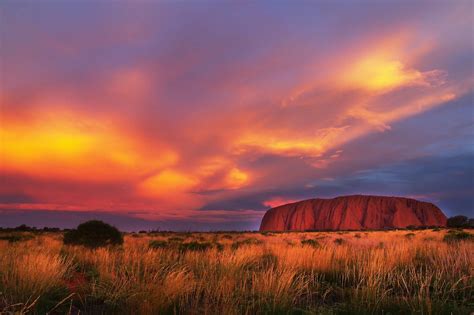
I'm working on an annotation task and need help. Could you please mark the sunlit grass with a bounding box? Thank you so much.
[0,229,472,314]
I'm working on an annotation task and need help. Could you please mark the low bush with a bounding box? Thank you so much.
[334,238,345,245]
[405,233,416,239]
[301,239,320,248]
[179,241,214,252]
[149,240,168,249]
[0,234,34,243]
[231,238,263,250]
[214,242,224,251]
[168,237,185,243]
[443,231,474,243]
[63,220,123,248]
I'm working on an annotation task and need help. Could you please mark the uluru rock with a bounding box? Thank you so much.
[259,195,447,231]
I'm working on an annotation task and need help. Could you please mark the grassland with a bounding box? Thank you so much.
[0,229,473,314]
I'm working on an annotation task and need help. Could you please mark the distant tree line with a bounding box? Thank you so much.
[1,214,473,236]
[0,224,63,232]
[447,215,474,228]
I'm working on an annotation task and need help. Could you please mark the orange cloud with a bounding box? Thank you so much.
[1,14,470,222]
[224,167,249,189]
[342,54,445,92]
[0,110,178,181]
[234,126,349,158]
[138,169,197,198]
[250,34,464,170]
[193,157,251,191]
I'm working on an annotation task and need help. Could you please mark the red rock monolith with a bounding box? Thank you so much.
[259,195,447,231]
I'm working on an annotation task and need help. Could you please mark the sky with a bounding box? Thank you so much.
[0,1,473,231]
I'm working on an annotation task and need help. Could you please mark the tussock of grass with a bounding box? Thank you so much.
[149,240,168,249]
[301,239,320,248]
[179,241,214,252]
[231,238,263,250]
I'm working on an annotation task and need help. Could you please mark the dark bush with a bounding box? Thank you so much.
[301,239,320,248]
[214,242,224,251]
[14,224,36,232]
[0,234,34,243]
[42,227,60,232]
[179,241,214,252]
[469,218,474,228]
[63,220,123,248]
[334,238,345,245]
[443,231,474,243]
[168,237,185,243]
[405,233,416,239]
[231,238,263,250]
[149,240,168,249]
[447,215,471,228]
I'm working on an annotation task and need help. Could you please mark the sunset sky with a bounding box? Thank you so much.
[1,1,473,230]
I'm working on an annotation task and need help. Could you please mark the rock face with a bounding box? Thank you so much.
[259,195,447,231]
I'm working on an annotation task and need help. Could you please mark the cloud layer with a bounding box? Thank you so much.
[1,1,473,229]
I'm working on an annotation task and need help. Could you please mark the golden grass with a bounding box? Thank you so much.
[0,229,472,314]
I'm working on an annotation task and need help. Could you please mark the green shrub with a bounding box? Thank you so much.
[301,239,320,248]
[447,215,470,228]
[63,220,123,248]
[405,233,416,239]
[168,237,185,243]
[334,238,344,245]
[179,241,213,252]
[443,231,474,243]
[231,238,263,250]
[0,233,34,243]
[214,242,224,251]
[149,240,168,249]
